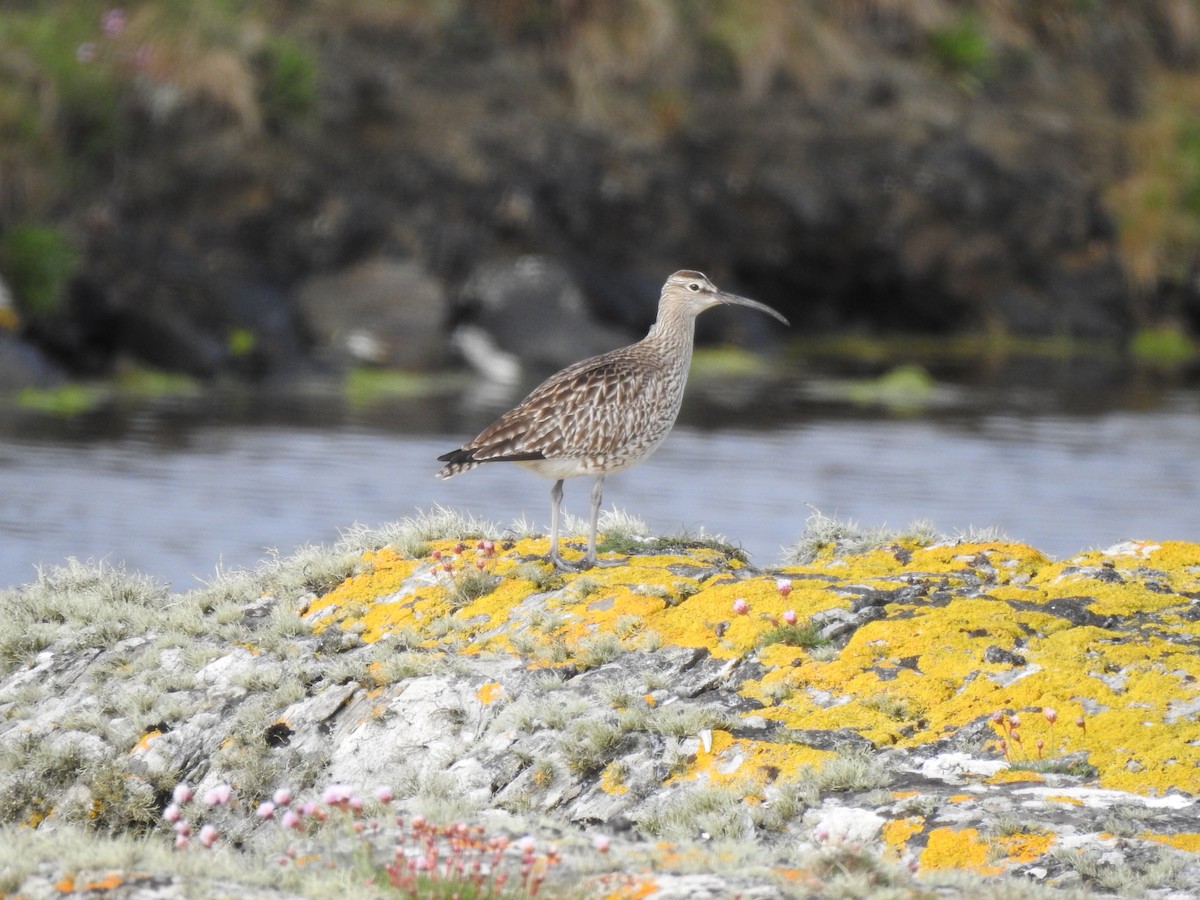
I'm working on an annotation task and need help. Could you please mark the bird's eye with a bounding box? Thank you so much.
[687,283,700,292]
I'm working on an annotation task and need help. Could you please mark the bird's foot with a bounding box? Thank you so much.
[548,552,584,572]
[547,553,628,572]
[586,556,628,569]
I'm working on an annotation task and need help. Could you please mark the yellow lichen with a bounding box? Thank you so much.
[1142,832,1200,853]
[919,827,998,873]
[599,762,630,796]
[305,536,1200,799]
[882,816,924,858]
[682,730,832,786]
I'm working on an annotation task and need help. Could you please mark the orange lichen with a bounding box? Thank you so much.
[133,729,162,752]
[1044,795,1085,806]
[476,682,504,705]
[985,768,1045,785]
[996,832,1056,864]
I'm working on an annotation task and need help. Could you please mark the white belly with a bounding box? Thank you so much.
[516,450,656,480]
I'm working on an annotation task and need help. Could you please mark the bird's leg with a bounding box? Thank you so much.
[547,479,579,572]
[584,474,626,569]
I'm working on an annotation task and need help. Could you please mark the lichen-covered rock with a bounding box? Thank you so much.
[1,524,1199,897]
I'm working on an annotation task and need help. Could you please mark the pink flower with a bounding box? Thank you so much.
[257,801,276,820]
[199,824,218,848]
[776,578,793,598]
[322,784,353,807]
[204,783,231,806]
[517,835,536,853]
[782,609,798,625]
[163,803,182,823]
[1009,714,1021,729]
[280,809,302,831]
[1043,707,1057,724]
[172,783,193,805]
[173,820,191,837]
[593,835,610,853]
[375,786,394,804]
[732,597,749,615]
[101,8,127,38]
[174,833,189,849]
[272,787,292,807]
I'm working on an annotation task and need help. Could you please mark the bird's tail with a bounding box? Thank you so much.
[437,448,481,480]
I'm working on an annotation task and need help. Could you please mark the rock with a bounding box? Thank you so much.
[3,529,1200,896]
[454,256,633,377]
[294,257,449,369]
[0,331,67,391]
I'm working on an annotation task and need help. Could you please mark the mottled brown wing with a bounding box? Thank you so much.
[449,349,660,466]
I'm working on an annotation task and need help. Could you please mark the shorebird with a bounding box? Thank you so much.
[437,270,789,570]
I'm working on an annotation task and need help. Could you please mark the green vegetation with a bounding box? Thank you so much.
[758,619,829,651]
[1130,325,1196,366]
[0,225,77,319]
[927,13,994,86]
[259,36,319,128]
[16,383,103,416]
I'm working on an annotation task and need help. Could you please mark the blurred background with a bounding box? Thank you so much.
[1,0,1199,588]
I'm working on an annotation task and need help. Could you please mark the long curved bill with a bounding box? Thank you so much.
[716,290,790,326]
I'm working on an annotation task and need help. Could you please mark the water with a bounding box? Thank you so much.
[3,392,1199,589]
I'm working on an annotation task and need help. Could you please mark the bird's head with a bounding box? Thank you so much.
[659,270,789,325]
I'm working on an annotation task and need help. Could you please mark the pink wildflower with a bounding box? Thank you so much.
[204,783,231,806]
[101,8,127,38]
[163,803,182,823]
[272,787,292,806]
[199,824,218,848]
[322,784,353,807]
[172,783,193,805]
[257,801,276,820]
[375,785,394,803]
[593,835,610,853]
[732,597,749,615]
[280,809,302,831]
[776,578,793,598]
[782,609,798,625]
[1043,707,1057,724]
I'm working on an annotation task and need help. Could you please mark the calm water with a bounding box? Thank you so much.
[2,389,1199,589]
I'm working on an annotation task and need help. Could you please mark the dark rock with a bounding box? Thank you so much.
[983,645,1027,667]
[0,330,67,390]
[454,256,633,377]
[295,256,449,370]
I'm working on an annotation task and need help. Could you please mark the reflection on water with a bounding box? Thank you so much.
[2,391,1199,589]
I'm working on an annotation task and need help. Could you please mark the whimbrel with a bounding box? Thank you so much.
[437,270,789,570]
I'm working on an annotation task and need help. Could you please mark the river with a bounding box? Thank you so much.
[2,380,1197,589]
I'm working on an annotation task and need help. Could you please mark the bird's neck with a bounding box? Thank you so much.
[645,303,697,371]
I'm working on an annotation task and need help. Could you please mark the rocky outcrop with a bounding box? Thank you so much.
[1,513,1199,897]
[3,5,1197,384]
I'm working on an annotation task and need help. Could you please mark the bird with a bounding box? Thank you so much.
[437,270,789,571]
